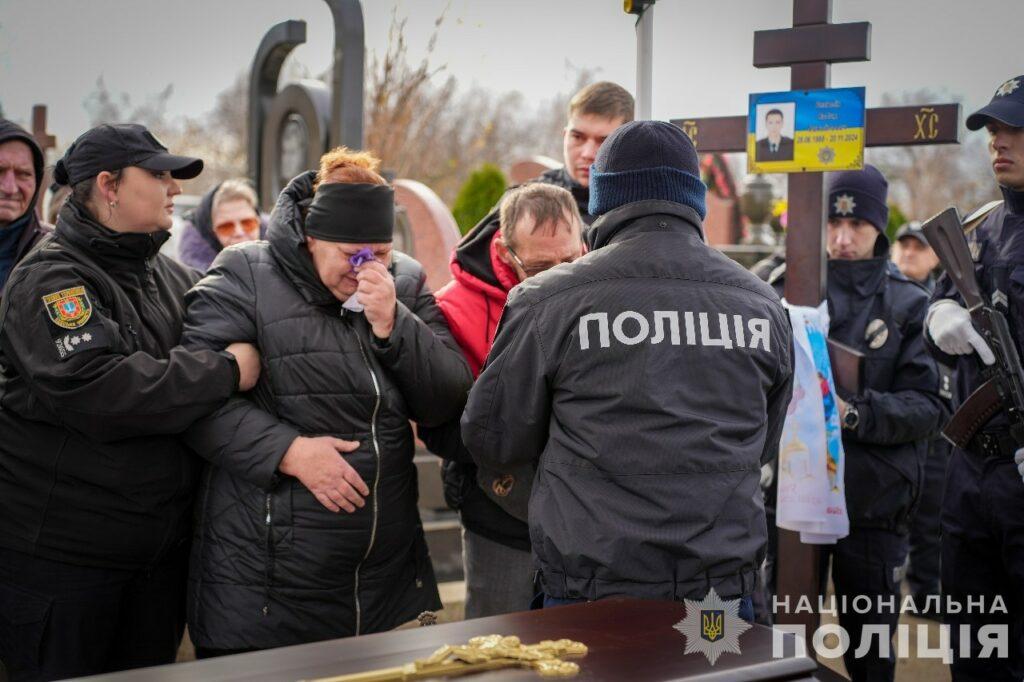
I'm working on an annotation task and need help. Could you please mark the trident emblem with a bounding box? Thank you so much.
[701,610,724,642]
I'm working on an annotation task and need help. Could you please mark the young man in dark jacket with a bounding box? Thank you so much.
[467,82,633,256]
[462,121,794,619]
[770,166,943,682]
[0,119,50,297]
[422,184,584,618]
[181,149,472,655]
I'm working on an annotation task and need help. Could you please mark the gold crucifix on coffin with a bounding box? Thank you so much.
[302,635,589,682]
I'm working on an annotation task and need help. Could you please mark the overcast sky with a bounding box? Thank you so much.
[1,0,1019,154]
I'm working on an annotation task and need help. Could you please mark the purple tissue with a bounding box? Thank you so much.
[349,247,375,268]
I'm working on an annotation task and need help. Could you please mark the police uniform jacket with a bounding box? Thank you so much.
[928,186,1024,427]
[180,171,472,650]
[772,238,944,532]
[0,200,239,569]
[925,189,1024,542]
[462,199,794,602]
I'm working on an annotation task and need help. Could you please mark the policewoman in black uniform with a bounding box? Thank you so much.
[926,75,1024,681]
[0,124,260,680]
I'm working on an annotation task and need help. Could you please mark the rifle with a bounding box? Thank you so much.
[922,206,1024,448]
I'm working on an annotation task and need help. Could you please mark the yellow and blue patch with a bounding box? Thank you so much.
[41,285,110,361]
[42,286,93,330]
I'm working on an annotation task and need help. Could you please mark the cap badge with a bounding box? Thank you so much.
[834,193,857,216]
[996,78,1020,98]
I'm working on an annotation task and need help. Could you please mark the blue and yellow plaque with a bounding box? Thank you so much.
[747,87,865,174]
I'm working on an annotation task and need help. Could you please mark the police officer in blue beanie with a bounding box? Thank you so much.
[925,75,1024,681]
[463,121,794,618]
[770,164,943,682]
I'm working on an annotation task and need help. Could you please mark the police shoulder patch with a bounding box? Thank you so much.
[41,285,93,330]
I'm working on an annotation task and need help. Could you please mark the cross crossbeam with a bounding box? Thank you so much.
[671,0,963,648]
[672,104,962,154]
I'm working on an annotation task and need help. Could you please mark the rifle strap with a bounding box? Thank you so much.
[943,377,1004,448]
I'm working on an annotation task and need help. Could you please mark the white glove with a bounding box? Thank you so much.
[1015,448,1024,485]
[926,299,995,365]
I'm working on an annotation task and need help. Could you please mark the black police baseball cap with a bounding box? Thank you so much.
[894,221,928,247]
[53,123,203,186]
[966,76,1024,131]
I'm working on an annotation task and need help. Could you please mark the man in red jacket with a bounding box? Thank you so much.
[422,184,584,618]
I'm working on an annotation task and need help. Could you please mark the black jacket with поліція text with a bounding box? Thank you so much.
[462,199,794,602]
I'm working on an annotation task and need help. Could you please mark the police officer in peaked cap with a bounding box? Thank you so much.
[925,75,1024,681]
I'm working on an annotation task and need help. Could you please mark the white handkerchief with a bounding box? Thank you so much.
[342,293,364,313]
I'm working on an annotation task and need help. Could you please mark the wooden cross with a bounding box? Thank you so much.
[31,105,57,153]
[671,0,960,642]
[30,105,57,222]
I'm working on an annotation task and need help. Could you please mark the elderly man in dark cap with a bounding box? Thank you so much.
[925,75,1024,681]
[462,121,794,621]
[770,165,943,682]
[0,119,49,296]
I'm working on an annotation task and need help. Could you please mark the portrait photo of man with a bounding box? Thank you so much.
[755,105,795,162]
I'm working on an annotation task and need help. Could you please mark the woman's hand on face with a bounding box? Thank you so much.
[355,261,397,339]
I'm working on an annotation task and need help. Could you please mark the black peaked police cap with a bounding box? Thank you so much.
[304,182,395,243]
[966,75,1024,131]
[54,123,203,186]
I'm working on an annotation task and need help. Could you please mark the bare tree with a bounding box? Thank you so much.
[363,8,594,203]
[81,74,249,193]
[76,9,598,204]
[84,77,175,132]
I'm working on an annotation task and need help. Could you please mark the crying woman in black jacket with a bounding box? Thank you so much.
[180,148,471,656]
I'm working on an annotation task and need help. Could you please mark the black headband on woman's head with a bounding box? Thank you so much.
[304,183,395,243]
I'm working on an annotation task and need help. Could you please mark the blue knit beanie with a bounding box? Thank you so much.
[588,120,707,219]
[827,164,889,232]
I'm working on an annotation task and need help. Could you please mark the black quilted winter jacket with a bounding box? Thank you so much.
[180,172,472,651]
